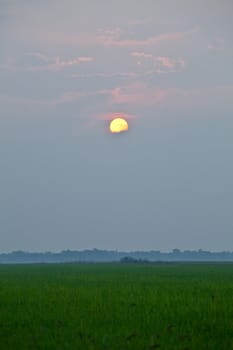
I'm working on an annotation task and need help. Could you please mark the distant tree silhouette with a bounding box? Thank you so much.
[0,249,233,264]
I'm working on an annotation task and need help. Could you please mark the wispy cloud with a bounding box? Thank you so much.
[110,83,166,105]
[131,51,185,74]
[71,72,137,79]
[97,111,136,121]
[27,26,198,49]
[108,83,233,110]
[51,89,110,105]
[208,37,225,51]
[2,84,233,121]
[95,27,197,48]
[131,52,153,59]
[1,53,93,72]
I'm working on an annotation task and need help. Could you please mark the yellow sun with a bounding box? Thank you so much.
[109,118,128,133]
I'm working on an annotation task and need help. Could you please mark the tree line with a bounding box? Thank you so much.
[0,248,233,263]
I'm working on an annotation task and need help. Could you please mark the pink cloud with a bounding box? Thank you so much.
[131,51,185,74]
[154,56,185,73]
[156,56,176,69]
[97,112,136,121]
[48,26,197,48]
[110,83,166,105]
[2,53,94,72]
[77,56,94,62]
[108,83,233,110]
[97,30,191,47]
[2,85,233,119]
[27,55,93,71]
[48,85,233,115]
[207,37,225,51]
[71,72,137,79]
[131,51,153,59]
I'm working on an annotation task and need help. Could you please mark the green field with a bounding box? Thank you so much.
[0,263,232,349]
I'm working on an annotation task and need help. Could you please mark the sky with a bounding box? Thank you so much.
[0,0,233,252]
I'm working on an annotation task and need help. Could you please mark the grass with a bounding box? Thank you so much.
[0,263,233,349]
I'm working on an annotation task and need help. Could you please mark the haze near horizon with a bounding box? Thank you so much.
[0,0,232,252]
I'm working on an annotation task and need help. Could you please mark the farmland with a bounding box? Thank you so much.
[0,263,232,349]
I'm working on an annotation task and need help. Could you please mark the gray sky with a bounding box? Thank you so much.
[0,0,233,252]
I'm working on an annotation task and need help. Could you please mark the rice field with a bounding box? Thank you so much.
[0,263,232,349]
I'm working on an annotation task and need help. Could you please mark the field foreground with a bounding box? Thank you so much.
[0,263,232,349]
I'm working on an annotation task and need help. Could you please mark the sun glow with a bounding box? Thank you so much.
[109,118,129,133]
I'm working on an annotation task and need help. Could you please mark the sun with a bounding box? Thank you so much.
[109,118,129,133]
